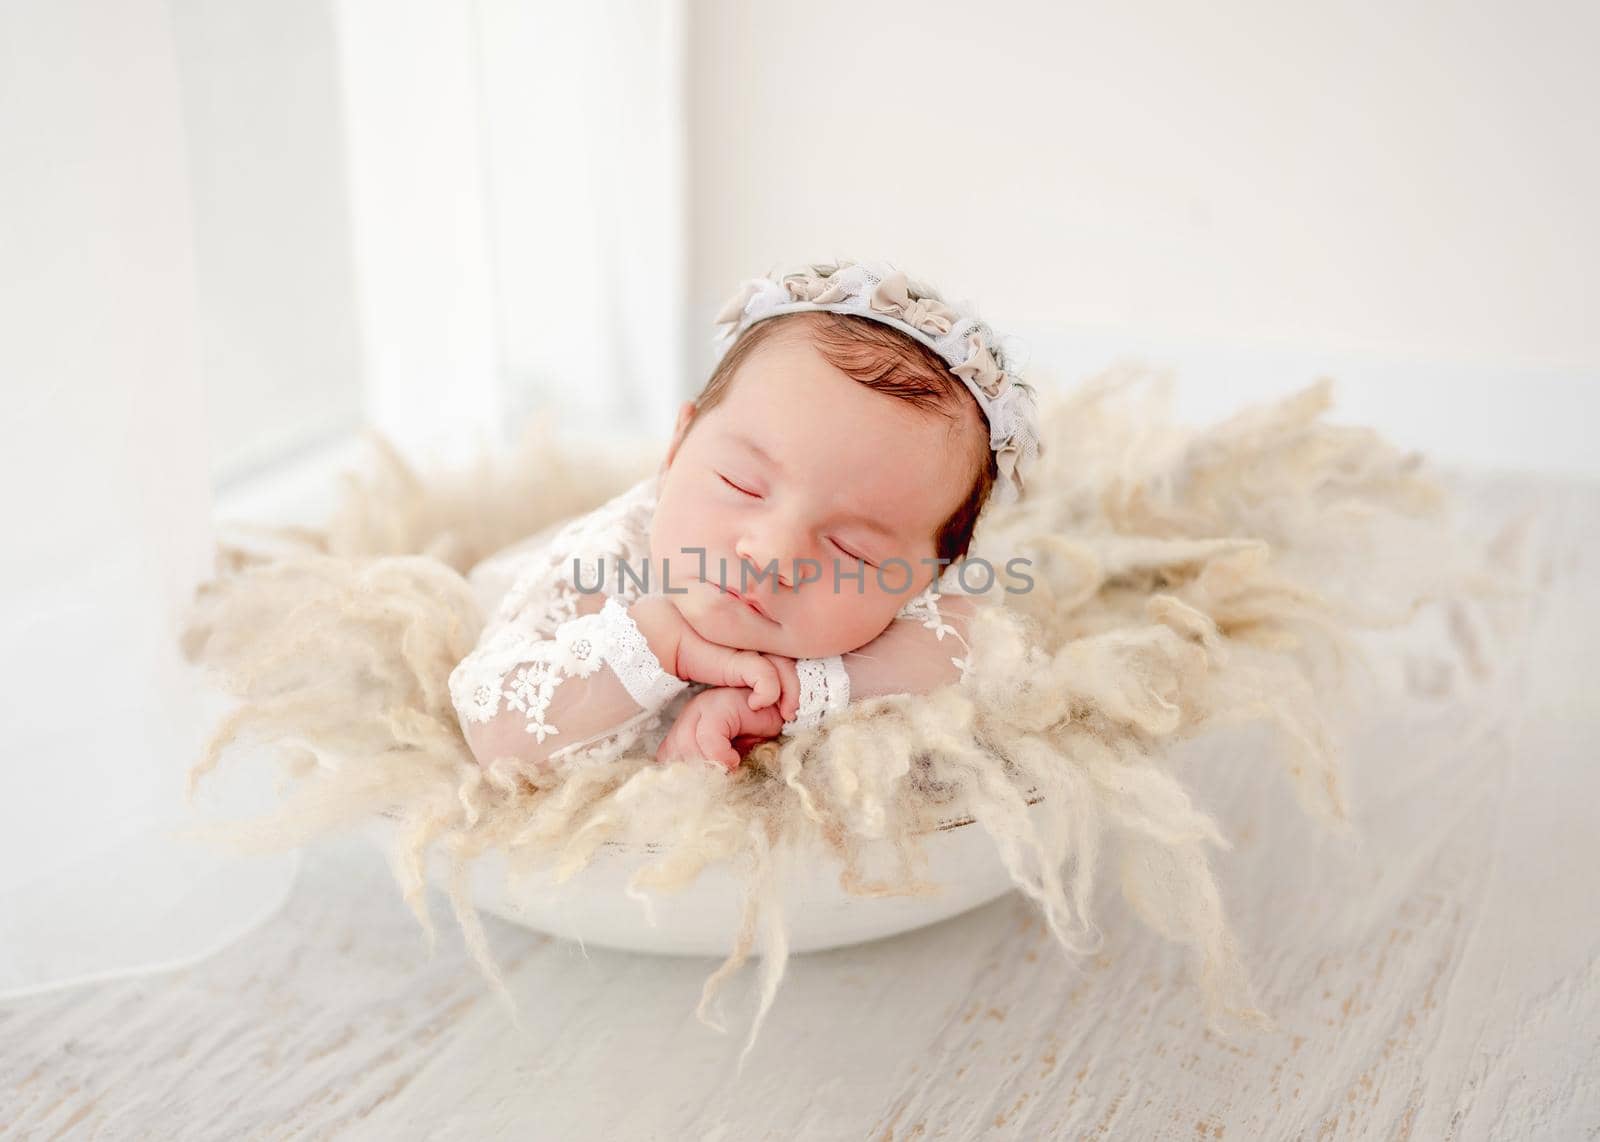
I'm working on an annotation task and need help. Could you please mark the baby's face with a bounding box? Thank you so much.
[650,324,983,659]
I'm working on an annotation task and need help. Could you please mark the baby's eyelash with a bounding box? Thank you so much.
[830,538,874,566]
[713,472,871,564]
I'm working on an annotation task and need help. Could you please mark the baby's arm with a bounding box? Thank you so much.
[774,592,979,735]
[452,594,790,772]
[834,591,978,699]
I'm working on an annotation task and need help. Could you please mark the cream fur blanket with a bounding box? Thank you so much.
[182,371,1487,1064]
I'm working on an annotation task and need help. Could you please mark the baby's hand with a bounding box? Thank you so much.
[674,628,797,717]
[764,652,801,726]
[655,686,785,772]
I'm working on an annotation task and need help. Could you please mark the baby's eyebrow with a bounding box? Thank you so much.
[729,431,784,475]
[835,510,898,540]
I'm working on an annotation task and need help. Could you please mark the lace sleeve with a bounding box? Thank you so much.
[449,595,688,768]
[449,473,684,768]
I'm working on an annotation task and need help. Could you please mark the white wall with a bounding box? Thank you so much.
[686,1,1598,471]
[79,1,1596,481]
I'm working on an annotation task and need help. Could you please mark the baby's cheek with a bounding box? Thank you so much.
[800,588,901,655]
[649,483,710,575]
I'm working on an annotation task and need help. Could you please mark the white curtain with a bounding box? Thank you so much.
[474,0,689,438]
[332,0,689,458]
[0,0,688,995]
[0,0,296,998]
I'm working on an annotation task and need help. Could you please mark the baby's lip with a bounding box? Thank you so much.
[702,577,777,623]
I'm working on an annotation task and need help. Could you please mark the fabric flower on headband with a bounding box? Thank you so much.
[868,273,958,337]
[711,259,1042,504]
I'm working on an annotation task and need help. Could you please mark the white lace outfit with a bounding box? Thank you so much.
[448,473,979,769]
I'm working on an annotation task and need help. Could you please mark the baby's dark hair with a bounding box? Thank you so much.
[691,311,998,563]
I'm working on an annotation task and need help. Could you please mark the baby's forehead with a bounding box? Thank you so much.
[718,377,982,460]
[710,316,990,481]
[735,331,985,428]
[707,404,981,531]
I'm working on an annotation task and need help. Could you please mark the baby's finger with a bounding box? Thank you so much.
[767,654,801,722]
[695,716,738,772]
[654,726,685,765]
[656,711,697,765]
[739,653,779,709]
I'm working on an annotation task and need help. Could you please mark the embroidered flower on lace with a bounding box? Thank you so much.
[504,662,557,715]
[551,613,606,678]
[897,582,960,642]
[522,715,560,744]
[449,625,536,725]
[897,581,976,690]
[463,677,501,722]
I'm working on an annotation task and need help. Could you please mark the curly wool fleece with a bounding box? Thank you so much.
[181,370,1481,1067]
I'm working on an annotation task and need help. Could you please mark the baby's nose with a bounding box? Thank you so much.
[736,510,826,590]
[734,544,790,590]
[735,529,808,591]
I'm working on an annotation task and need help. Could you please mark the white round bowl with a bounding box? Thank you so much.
[369,797,1040,956]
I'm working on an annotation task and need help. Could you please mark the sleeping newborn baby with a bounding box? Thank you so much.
[449,260,1039,774]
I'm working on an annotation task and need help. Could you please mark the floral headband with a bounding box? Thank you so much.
[712,259,1042,504]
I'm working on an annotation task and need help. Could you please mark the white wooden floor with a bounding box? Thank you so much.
[4,474,1597,1140]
